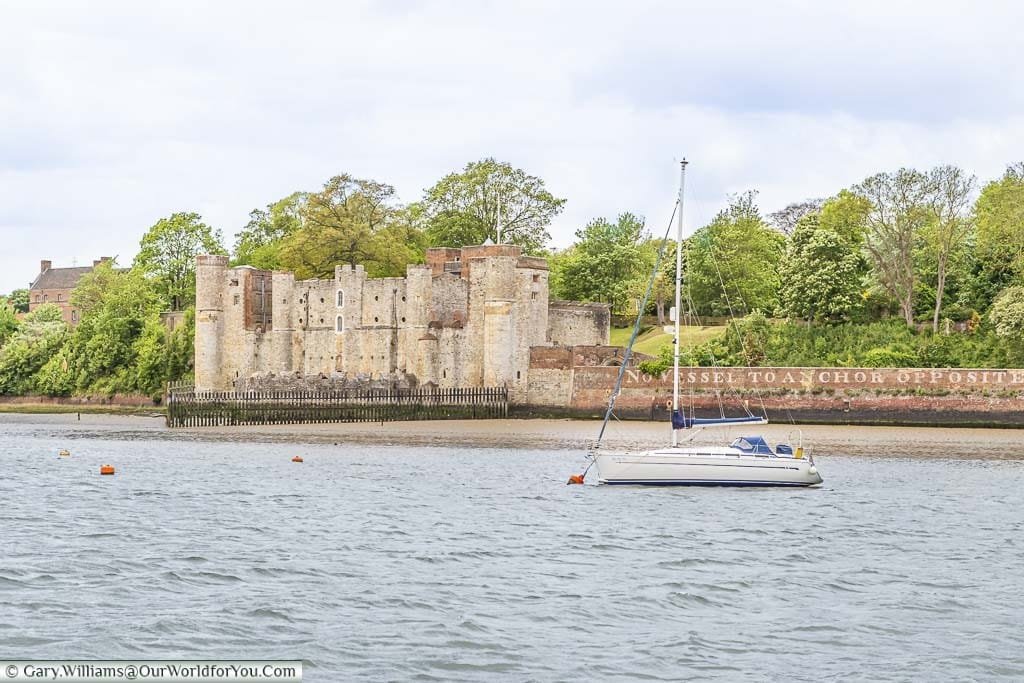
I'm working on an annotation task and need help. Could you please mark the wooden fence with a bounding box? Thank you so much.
[165,385,508,428]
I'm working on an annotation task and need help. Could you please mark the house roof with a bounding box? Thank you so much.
[30,266,94,291]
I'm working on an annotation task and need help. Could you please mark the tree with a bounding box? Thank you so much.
[989,285,1024,341]
[134,212,226,310]
[0,300,19,348]
[819,190,871,245]
[422,158,566,253]
[686,191,785,316]
[648,240,679,325]
[549,213,652,315]
[270,174,422,279]
[38,265,164,396]
[924,165,976,331]
[769,199,824,236]
[855,169,932,326]
[7,289,29,313]
[0,304,67,395]
[778,214,864,322]
[233,192,308,269]
[974,163,1024,301]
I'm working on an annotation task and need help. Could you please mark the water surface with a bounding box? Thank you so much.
[1,415,1022,681]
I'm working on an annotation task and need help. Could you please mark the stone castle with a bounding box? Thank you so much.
[194,244,610,401]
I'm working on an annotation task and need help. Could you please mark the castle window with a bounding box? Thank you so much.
[374,317,379,323]
[443,370,447,378]
[517,371,521,379]
[299,298,304,304]
[43,294,48,302]
[533,274,540,283]
[320,297,325,303]
[319,318,324,324]
[233,294,240,305]
[531,292,538,300]
[230,279,239,287]
[299,318,303,324]
[282,298,287,304]
[57,293,63,302]
[401,317,406,323]
[401,296,406,302]
[374,295,379,301]
[336,290,344,307]
[71,310,78,322]
[336,315,344,332]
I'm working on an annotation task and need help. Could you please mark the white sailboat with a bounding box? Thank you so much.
[583,160,823,487]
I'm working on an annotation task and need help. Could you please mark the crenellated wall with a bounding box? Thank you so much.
[194,244,611,395]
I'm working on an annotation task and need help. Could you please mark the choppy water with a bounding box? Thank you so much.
[2,416,1023,681]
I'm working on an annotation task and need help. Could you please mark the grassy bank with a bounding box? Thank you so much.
[609,325,725,356]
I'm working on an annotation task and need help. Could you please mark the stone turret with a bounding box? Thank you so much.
[195,255,228,391]
[271,272,296,373]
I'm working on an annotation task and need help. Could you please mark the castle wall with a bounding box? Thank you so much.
[548,301,610,346]
[195,244,610,396]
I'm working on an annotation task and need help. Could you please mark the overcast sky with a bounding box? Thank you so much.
[2,0,1023,293]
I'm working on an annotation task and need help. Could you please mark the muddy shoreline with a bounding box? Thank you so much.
[3,413,1022,458]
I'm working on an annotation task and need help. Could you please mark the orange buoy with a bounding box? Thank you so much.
[99,465,115,475]
[567,474,585,485]
[291,456,303,463]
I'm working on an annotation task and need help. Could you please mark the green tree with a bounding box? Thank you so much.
[0,299,18,347]
[989,285,1024,341]
[233,192,307,269]
[0,304,67,395]
[549,213,652,315]
[38,264,165,396]
[647,239,679,324]
[856,169,932,326]
[422,158,566,253]
[686,191,785,316]
[778,214,864,322]
[271,174,423,279]
[924,165,976,331]
[974,163,1024,305]
[134,212,226,310]
[818,190,871,244]
[7,289,30,313]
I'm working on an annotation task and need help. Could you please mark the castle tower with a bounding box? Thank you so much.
[195,255,228,391]
[271,272,295,373]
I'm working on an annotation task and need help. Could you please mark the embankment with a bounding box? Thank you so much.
[525,354,1024,428]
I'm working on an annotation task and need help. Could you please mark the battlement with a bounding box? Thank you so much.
[194,244,611,397]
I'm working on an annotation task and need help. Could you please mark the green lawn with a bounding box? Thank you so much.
[609,325,725,356]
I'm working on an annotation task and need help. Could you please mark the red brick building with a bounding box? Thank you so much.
[28,257,112,326]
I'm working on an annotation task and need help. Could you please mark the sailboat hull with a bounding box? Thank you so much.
[594,448,823,487]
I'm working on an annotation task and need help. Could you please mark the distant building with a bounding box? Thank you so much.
[29,257,112,326]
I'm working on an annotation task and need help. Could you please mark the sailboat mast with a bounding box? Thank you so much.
[672,159,688,447]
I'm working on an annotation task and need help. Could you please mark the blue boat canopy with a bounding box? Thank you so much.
[729,436,774,455]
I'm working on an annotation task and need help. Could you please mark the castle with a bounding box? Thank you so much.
[194,244,610,401]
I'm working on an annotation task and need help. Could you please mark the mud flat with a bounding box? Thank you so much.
[4,412,1020,458]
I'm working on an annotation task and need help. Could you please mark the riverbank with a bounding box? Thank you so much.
[0,395,162,415]
[3,412,1022,458]
[0,402,163,415]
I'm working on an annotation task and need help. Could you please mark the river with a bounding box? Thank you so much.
[1,415,1022,681]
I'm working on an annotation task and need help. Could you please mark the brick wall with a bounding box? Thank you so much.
[523,356,1024,425]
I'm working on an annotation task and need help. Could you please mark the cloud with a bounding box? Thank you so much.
[1,0,1022,292]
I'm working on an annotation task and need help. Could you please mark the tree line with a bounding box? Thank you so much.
[2,157,1024,399]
